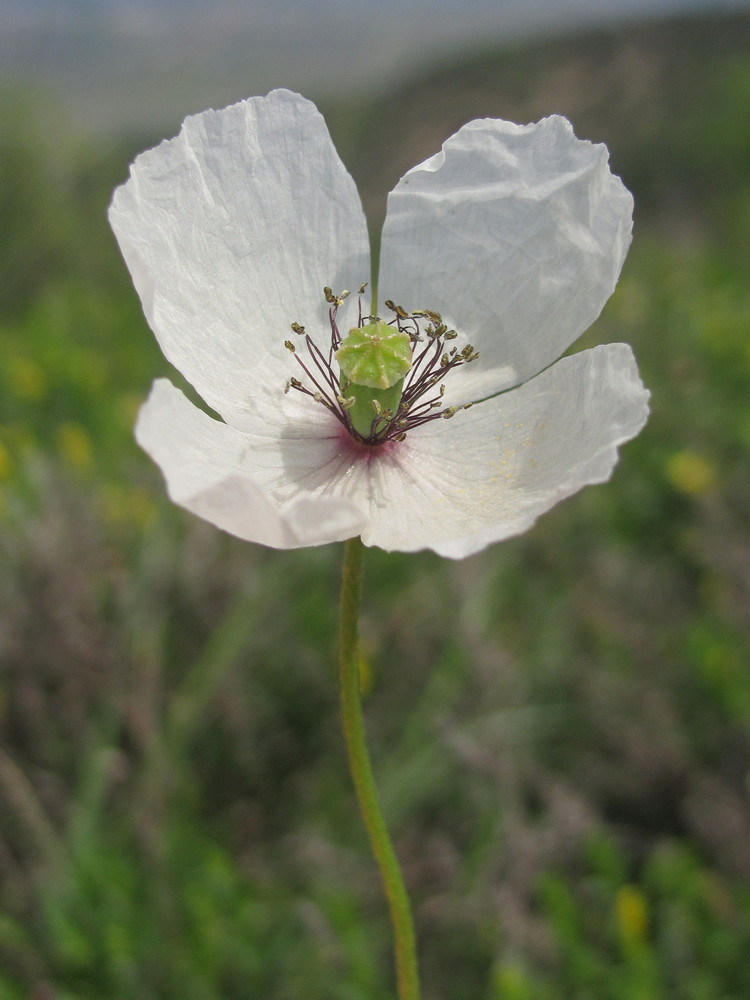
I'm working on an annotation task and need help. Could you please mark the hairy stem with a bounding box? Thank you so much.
[338,536,421,1000]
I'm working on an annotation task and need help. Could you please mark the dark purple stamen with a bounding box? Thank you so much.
[285,287,478,446]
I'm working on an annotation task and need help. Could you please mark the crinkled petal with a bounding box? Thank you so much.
[336,343,648,557]
[378,115,633,403]
[136,345,647,557]
[109,89,370,431]
[136,379,368,548]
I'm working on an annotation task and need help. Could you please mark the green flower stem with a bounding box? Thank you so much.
[338,536,421,1000]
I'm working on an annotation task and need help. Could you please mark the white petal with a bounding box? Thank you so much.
[346,343,648,557]
[378,115,633,402]
[136,379,368,548]
[109,90,370,431]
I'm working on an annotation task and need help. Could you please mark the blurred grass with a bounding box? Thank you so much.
[1,9,750,999]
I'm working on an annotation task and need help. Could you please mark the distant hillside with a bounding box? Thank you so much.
[333,9,750,235]
[3,1,749,141]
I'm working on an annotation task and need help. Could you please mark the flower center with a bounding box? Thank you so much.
[284,285,478,446]
[335,320,411,438]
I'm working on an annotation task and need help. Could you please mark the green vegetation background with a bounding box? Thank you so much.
[1,11,750,999]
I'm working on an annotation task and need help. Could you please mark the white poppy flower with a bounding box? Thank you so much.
[109,89,649,559]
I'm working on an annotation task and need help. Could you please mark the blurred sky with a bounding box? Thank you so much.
[2,0,749,137]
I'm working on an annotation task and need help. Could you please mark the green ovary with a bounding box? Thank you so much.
[335,320,412,439]
[342,377,405,438]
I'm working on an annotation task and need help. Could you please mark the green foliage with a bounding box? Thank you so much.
[530,837,750,1000]
[2,11,750,999]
